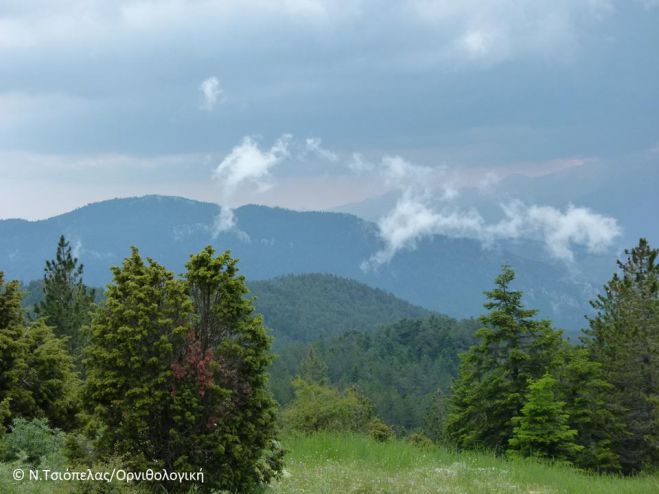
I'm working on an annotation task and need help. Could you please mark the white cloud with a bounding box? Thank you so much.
[213,206,236,233]
[211,134,291,234]
[364,193,483,268]
[213,135,291,197]
[354,151,620,269]
[199,76,223,110]
[365,194,621,269]
[520,203,621,260]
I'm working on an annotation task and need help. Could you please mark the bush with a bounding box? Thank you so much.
[406,432,434,449]
[282,378,375,433]
[368,418,394,442]
[1,417,64,467]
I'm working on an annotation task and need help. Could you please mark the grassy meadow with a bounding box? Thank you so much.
[1,432,658,493]
[267,433,659,494]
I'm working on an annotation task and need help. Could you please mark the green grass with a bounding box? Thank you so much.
[267,432,659,494]
[1,433,657,493]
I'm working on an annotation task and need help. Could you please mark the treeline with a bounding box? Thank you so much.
[270,315,479,429]
[442,239,658,473]
[275,239,659,475]
[0,237,281,492]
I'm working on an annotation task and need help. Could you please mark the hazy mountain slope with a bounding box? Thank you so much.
[249,273,432,346]
[0,195,604,332]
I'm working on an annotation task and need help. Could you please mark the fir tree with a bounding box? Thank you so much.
[445,266,563,453]
[508,373,582,463]
[584,238,659,473]
[297,346,330,385]
[555,346,620,471]
[36,235,95,360]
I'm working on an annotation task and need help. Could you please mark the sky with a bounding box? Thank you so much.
[1,0,658,262]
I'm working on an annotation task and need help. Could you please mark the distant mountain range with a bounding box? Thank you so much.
[0,195,618,333]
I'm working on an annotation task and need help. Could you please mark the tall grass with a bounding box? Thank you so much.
[267,432,659,494]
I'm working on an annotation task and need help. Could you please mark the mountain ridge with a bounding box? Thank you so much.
[0,194,608,333]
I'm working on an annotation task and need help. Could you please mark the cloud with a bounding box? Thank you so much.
[354,151,621,269]
[365,194,621,269]
[199,76,223,110]
[213,135,291,197]
[363,193,483,268]
[514,203,622,260]
[211,134,291,235]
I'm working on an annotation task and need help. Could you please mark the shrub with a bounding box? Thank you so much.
[407,432,434,449]
[368,418,394,442]
[282,378,375,433]
[1,417,64,467]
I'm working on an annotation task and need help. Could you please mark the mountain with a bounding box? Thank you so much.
[0,195,608,332]
[249,273,432,347]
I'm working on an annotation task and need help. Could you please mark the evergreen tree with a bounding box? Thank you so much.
[584,238,659,473]
[297,346,330,385]
[0,272,24,434]
[36,235,95,360]
[508,373,582,463]
[555,346,620,471]
[177,246,281,491]
[1,272,79,432]
[445,266,563,453]
[83,247,191,470]
[84,246,281,492]
[424,388,450,443]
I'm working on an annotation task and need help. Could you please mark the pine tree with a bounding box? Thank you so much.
[584,238,659,473]
[36,235,95,360]
[445,266,563,453]
[508,373,582,463]
[424,388,450,443]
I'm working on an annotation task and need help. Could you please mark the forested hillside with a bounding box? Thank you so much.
[270,315,479,429]
[21,273,431,346]
[249,274,431,345]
